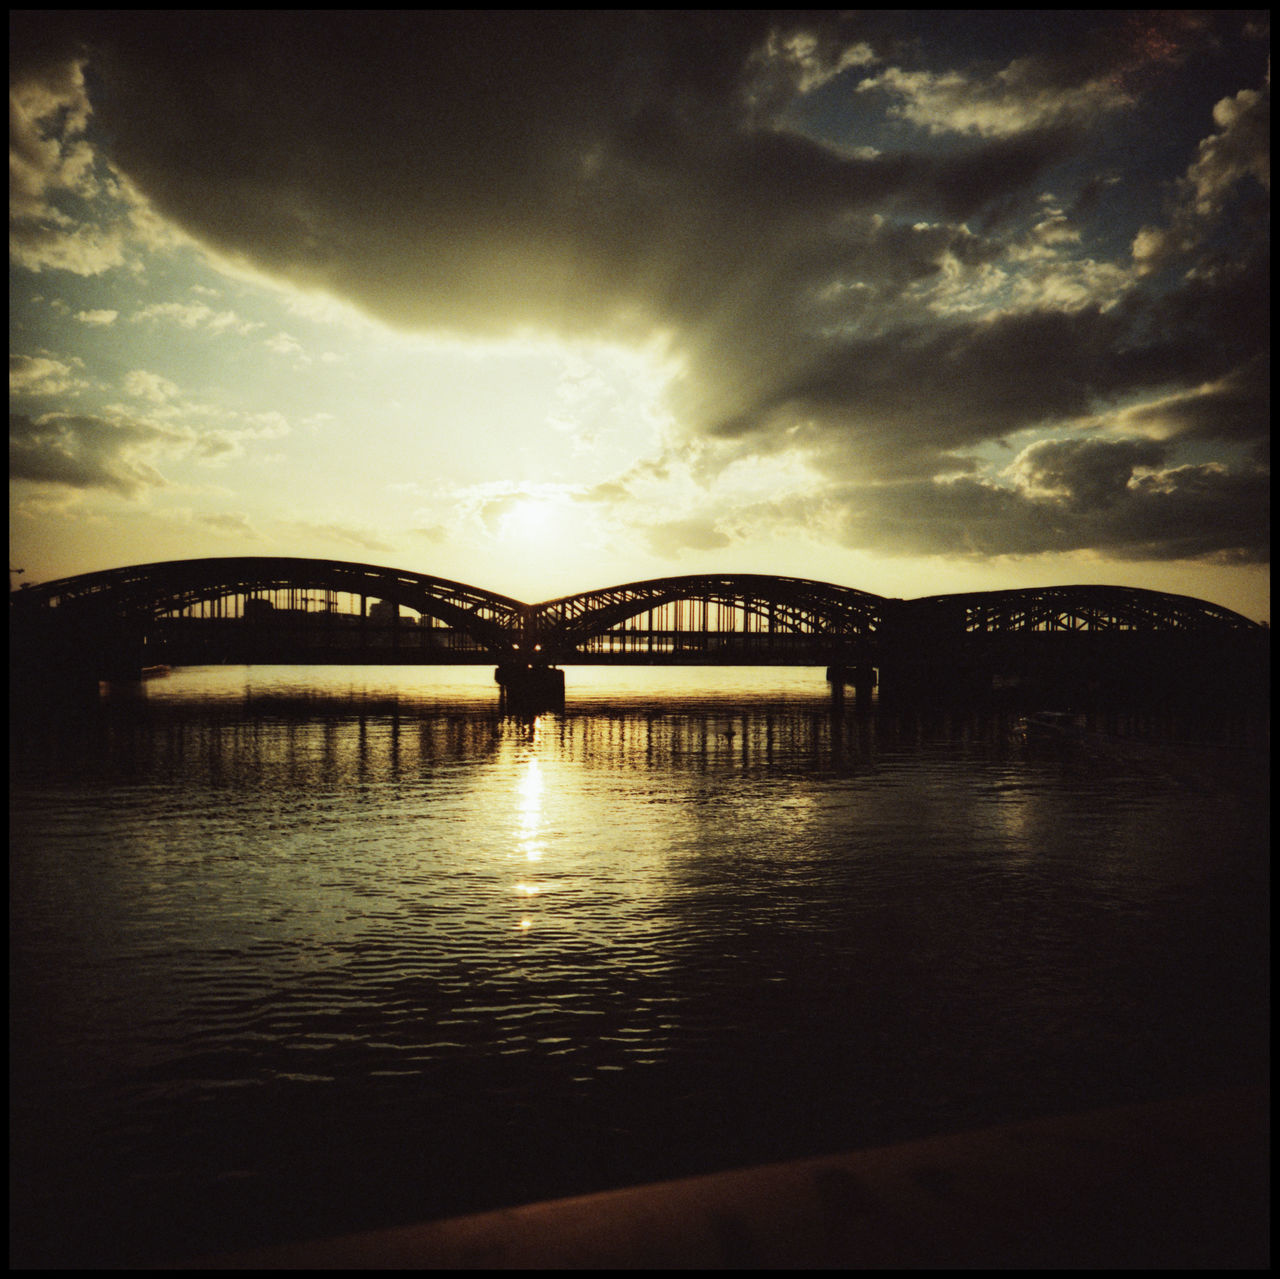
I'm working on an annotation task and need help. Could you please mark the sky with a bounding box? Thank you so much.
[9,11,1270,619]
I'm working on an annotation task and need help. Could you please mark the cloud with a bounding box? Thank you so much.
[131,301,260,335]
[264,331,304,358]
[74,308,119,325]
[9,410,190,495]
[8,395,280,492]
[1187,85,1270,219]
[122,368,179,404]
[10,12,1269,568]
[9,56,94,214]
[473,491,529,536]
[10,353,85,396]
[624,433,1267,565]
[1004,436,1169,511]
[744,28,878,112]
[1108,357,1270,459]
[8,52,141,275]
[829,461,1268,563]
[1133,73,1271,271]
[198,511,259,539]
[855,62,1128,139]
[647,517,733,558]
[275,519,395,554]
[15,15,1070,342]
[9,220,131,276]
[188,410,293,467]
[849,11,1216,140]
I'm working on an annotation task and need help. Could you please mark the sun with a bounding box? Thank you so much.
[501,496,558,543]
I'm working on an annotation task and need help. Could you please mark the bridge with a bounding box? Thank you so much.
[9,556,1267,709]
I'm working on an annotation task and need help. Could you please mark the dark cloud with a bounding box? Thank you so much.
[1008,436,1171,512]
[1116,356,1270,461]
[9,410,185,495]
[9,12,1072,337]
[829,460,1268,563]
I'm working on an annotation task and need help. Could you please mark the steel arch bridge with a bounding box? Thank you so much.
[9,556,1266,701]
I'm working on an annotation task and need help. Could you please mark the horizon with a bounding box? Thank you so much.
[10,12,1270,623]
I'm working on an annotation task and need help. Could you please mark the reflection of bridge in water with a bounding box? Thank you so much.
[9,556,1268,709]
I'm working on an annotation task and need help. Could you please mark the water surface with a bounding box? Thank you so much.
[10,666,1269,1265]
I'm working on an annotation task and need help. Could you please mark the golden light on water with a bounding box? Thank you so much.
[515,751,547,932]
[517,755,546,863]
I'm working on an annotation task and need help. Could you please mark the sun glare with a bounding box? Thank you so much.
[501,496,557,542]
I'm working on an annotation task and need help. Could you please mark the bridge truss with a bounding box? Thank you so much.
[10,557,1266,702]
[12,557,527,659]
[898,585,1259,634]
[528,574,885,662]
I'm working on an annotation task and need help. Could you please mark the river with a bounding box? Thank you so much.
[9,665,1269,1266]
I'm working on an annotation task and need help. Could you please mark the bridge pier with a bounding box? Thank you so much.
[495,662,565,712]
[827,663,875,712]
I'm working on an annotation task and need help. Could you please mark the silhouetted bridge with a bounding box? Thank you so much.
[9,556,1268,708]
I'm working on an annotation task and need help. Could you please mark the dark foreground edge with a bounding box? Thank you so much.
[172,1086,1267,1270]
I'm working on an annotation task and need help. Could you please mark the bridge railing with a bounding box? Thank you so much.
[558,629,852,661]
[151,614,495,652]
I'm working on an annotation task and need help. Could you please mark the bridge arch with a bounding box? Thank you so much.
[10,557,529,662]
[894,584,1260,635]
[872,583,1265,707]
[528,574,886,661]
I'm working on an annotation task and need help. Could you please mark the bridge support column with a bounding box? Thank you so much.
[495,662,565,712]
[827,663,875,713]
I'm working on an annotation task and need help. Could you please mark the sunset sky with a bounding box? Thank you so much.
[9,11,1270,618]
